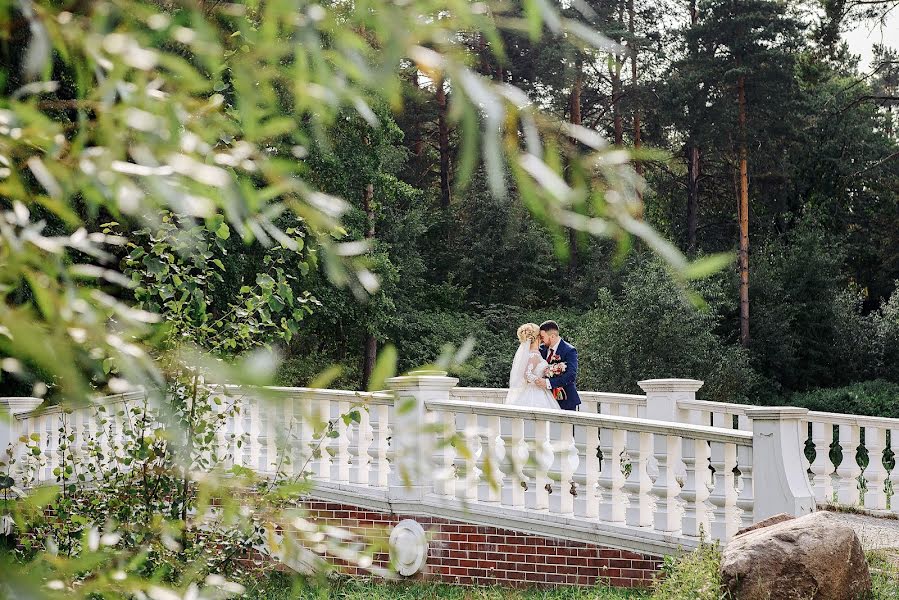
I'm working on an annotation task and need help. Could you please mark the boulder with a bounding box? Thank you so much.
[734,512,795,537]
[720,511,871,600]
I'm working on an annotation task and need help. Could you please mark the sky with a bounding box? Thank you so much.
[845,11,899,70]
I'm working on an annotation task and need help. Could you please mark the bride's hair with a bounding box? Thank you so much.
[516,323,540,343]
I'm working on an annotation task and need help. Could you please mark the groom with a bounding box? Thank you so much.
[536,321,581,411]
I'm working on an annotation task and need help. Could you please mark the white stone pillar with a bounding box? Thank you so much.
[745,407,816,521]
[638,379,704,422]
[0,397,43,456]
[387,371,458,503]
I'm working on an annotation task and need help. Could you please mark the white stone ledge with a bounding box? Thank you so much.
[426,399,753,446]
[221,385,394,405]
[804,410,899,430]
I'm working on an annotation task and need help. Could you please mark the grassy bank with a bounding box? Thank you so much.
[244,545,899,600]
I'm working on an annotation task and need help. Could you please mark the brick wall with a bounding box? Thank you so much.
[304,500,663,588]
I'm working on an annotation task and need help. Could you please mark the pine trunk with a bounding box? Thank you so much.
[361,183,378,388]
[611,0,625,146]
[686,145,700,251]
[436,78,451,209]
[737,74,750,348]
[629,0,642,182]
[685,0,700,252]
[569,65,583,273]
[411,69,424,157]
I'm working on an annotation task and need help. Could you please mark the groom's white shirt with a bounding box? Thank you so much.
[544,339,561,390]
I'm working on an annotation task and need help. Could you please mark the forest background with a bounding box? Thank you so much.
[6,0,899,418]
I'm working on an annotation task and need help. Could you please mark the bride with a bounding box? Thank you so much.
[505,323,558,409]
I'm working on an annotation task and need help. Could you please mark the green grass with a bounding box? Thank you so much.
[244,571,649,599]
[244,546,899,600]
[869,549,899,600]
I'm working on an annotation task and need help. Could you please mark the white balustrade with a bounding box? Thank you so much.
[11,376,887,555]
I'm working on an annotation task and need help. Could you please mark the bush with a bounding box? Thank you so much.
[650,541,724,600]
[567,257,764,403]
[787,380,899,419]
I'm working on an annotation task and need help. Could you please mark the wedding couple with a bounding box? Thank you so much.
[504,321,580,411]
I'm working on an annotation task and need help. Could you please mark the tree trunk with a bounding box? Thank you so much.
[737,74,750,348]
[611,62,624,146]
[628,0,641,173]
[361,183,378,389]
[411,69,424,157]
[436,78,451,209]
[686,144,700,251]
[611,0,625,146]
[685,0,700,252]
[568,64,583,273]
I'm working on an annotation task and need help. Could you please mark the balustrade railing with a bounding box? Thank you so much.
[12,373,882,553]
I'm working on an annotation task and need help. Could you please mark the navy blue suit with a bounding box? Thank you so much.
[540,340,580,411]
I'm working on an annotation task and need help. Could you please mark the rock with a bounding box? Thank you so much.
[720,511,871,600]
[734,512,795,537]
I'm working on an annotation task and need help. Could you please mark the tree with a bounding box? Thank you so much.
[674,0,804,345]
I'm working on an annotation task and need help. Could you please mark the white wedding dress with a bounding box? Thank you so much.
[505,344,558,409]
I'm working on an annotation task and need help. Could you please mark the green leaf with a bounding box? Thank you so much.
[309,365,342,388]
[212,259,225,270]
[367,344,397,392]
[216,223,231,240]
[683,252,734,280]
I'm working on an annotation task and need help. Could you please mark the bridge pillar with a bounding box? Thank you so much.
[637,379,704,422]
[386,371,458,503]
[745,407,816,520]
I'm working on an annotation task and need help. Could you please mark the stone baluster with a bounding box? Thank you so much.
[353,405,373,485]
[534,419,552,510]
[374,404,391,487]
[652,433,683,533]
[682,437,712,538]
[799,419,811,475]
[597,425,614,516]
[625,431,653,528]
[745,407,815,522]
[599,428,626,524]
[437,410,457,497]
[316,401,332,480]
[510,418,527,509]
[863,426,888,511]
[296,399,313,479]
[336,400,350,482]
[463,413,482,501]
[583,426,600,519]
[559,424,576,515]
[890,428,899,515]
[835,423,861,506]
[485,415,504,503]
[709,441,737,542]
[809,421,834,503]
[736,443,754,529]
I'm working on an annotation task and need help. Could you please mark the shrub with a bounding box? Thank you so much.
[787,380,899,419]
[567,257,764,403]
[650,541,725,600]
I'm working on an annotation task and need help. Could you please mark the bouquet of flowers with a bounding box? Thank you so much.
[545,362,567,377]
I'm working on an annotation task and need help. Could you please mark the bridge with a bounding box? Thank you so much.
[2,374,898,587]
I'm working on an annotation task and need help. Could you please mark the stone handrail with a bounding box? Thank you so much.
[2,375,829,553]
